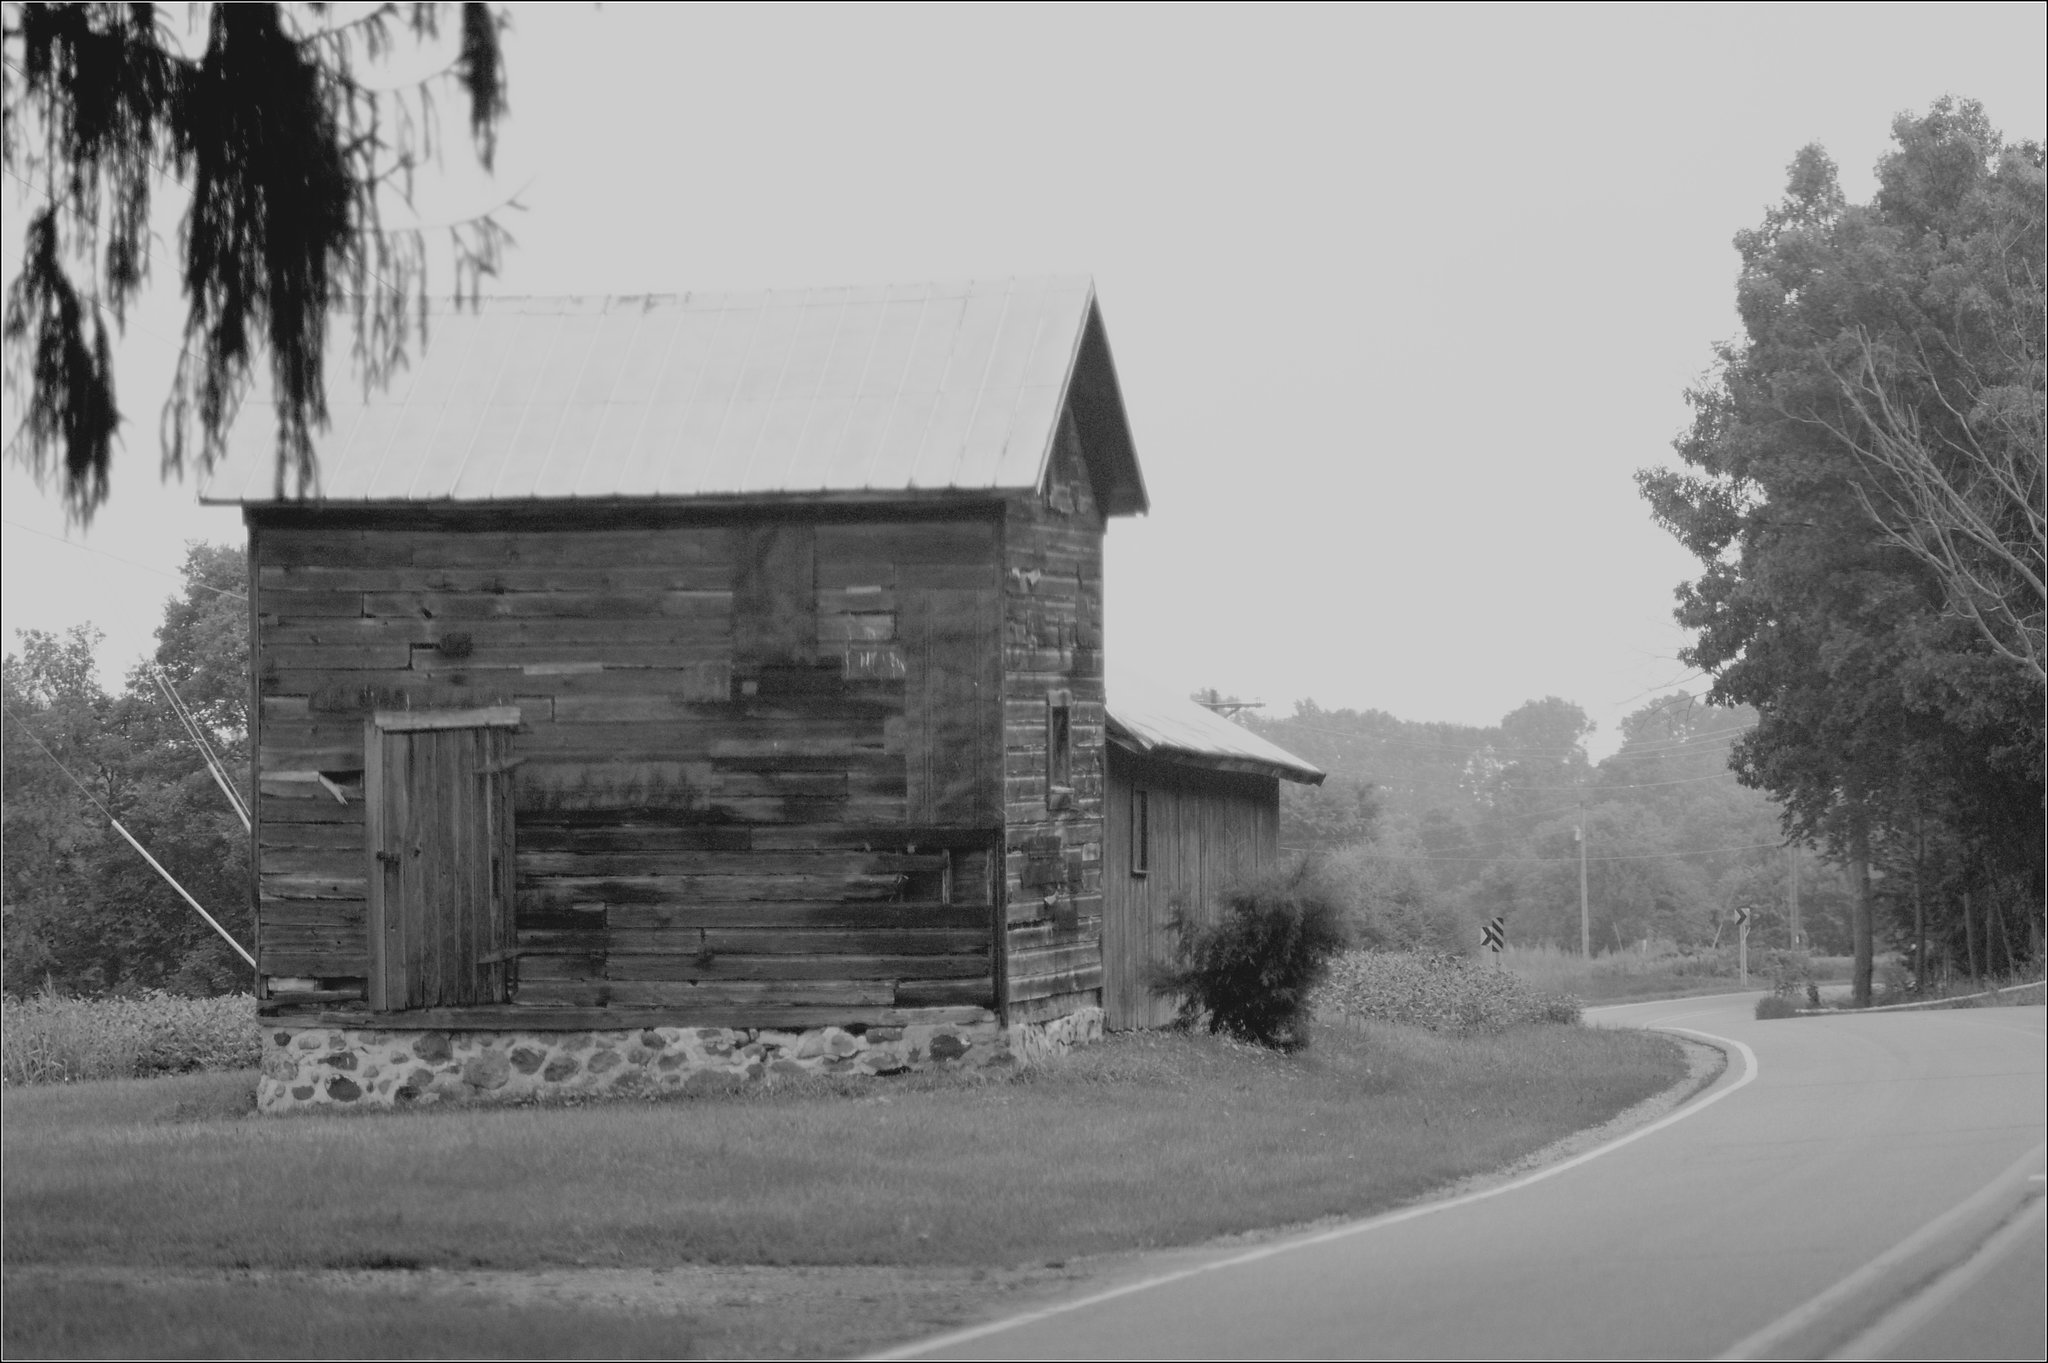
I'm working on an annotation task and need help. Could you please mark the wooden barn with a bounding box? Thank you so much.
[1099,681,1326,1031]
[203,278,1318,1111]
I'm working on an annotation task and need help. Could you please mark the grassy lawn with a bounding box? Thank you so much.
[4,1021,1684,1358]
[1499,943,1855,1003]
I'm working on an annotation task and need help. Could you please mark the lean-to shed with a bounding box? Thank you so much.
[1099,680,1326,1030]
[205,279,1154,1109]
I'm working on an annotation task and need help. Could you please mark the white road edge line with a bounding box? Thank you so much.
[1715,1139,2048,1362]
[1825,1196,2048,1361]
[865,1024,1760,1362]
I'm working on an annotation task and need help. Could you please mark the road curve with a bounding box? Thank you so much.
[881,994,2046,1361]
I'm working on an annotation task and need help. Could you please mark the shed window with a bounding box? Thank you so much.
[1131,788,1149,876]
[1047,691,1073,809]
[898,848,953,904]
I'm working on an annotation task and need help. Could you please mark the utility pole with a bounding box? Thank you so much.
[1788,845,1800,948]
[1577,800,1590,959]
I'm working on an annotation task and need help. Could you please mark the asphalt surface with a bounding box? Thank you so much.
[882,994,2046,1361]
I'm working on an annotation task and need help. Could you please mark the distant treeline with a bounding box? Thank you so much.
[1247,692,2025,973]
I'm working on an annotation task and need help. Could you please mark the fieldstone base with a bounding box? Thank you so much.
[256,1007,1105,1113]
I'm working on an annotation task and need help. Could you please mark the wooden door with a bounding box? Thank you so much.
[366,708,520,1011]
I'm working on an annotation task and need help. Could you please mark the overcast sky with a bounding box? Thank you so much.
[4,2,2043,756]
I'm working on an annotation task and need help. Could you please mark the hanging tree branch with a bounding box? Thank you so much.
[0,1,511,520]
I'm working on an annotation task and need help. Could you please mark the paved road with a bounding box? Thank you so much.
[884,995,2046,1361]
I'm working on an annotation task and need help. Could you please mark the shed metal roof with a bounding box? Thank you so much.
[199,277,1146,513]
[1106,677,1325,785]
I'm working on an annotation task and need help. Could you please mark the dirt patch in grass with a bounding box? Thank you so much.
[4,1022,1686,1359]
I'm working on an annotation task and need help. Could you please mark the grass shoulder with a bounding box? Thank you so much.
[5,1019,1682,1358]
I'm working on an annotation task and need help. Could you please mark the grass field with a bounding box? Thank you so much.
[3,1020,1684,1359]
[1497,943,1853,1003]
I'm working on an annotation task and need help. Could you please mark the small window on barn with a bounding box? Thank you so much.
[1131,788,1149,876]
[1047,691,1073,810]
[899,848,953,904]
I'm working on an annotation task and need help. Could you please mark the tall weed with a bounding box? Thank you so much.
[1,990,258,1085]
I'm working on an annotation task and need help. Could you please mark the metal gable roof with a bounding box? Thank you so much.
[1106,676,1326,786]
[198,277,1147,512]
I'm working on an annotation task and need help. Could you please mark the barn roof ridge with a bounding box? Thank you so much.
[200,275,1147,514]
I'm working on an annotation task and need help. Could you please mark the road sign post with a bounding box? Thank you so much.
[1483,917,1506,968]
[1736,906,1751,987]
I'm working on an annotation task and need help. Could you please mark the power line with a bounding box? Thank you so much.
[0,700,254,968]
[1508,770,1745,793]
[0,519,247,601]
[1341,839,1787,867]
[1261,714,1755,760]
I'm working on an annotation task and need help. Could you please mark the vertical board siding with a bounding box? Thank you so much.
[1001,407,1108,1012]
[901,586,1000,826]
[254,511,1003,1015]
[1101,745,1282,1030]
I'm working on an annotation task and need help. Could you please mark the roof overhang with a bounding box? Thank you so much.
[1104,688,1325,786]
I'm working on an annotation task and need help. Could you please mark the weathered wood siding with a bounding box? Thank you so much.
[1000,410,1108,1024]
[1100,746,1281,1031]
[250,507,1003,1025]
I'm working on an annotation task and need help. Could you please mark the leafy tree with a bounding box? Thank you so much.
[1277,775,1380,854]
[2,543,252,994]
[1258,689,1793,958]
[1488,696,1594,802]
[1321,832,1477,954]
[2,1,511,519]
[1638,99,2045,1004]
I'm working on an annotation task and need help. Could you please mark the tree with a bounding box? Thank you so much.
[1639,99,2045,1005]
[1814,112,2046,682]
[2,543,252,994]
[2,2,511,519]
[1277,776,1380,854]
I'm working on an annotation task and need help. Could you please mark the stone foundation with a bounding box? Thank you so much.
[257,1008,1105,1113]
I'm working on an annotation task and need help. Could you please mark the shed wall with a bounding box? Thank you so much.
[251,506,1004,1027]
[1101,746,1281,1031]
[1000,410,1108,1024]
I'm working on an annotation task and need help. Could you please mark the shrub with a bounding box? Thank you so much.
[1878,959,1913,1002]
[1760,948,1816,996]
[1754,994,1800,1020]
[1318,951,1583,1033]
[1150,860,1348,1052]
[1319,842,1480,953]
[1,989,259,1085]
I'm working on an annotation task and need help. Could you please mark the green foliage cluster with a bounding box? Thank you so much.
[1256,692,1833,957]
[1150,861,1349,1052]
[1753,994,1800,1021]
[1254,101,2043,1003]
[1319,951,1582,1034]
[1639,97,2044,1003]
[3,543,252,995]
[1,988,258,1084]
[1319,840,1479,954]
